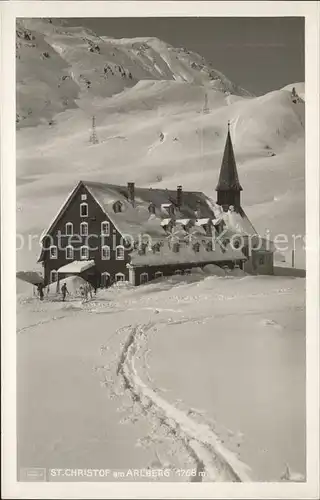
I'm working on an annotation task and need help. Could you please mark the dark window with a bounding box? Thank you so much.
[101,221,110,236]
[80,202,88,217]
[101,246,110,260]
[193,242,200,253]
[80,222,88,236]
[140,273,148,285]
[65,222,73,235]
[50,246,57,259]
[80,246,89,260]
[172,242,180,253]
[66,246,74,260]
[50,270,58,283]
[116,245,125,260]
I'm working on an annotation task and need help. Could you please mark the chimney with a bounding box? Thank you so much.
[127,182,135,206]
[176,185,182,209]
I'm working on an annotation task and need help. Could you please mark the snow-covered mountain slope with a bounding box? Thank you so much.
[281,82,305,102]
[16,19,305,273]
[16,18,252,127]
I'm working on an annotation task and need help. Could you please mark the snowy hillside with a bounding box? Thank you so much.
[16,19,305,277]
[16,18,252,128]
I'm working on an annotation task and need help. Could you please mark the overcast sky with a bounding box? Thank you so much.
[67,17,304,95]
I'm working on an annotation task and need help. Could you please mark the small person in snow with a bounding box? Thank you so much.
[61,283,69,302]
[37,283,45,301]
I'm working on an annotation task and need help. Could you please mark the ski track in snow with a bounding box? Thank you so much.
[115,320,252,482]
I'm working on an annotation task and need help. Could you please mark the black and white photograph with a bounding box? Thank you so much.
[1,1,319,498]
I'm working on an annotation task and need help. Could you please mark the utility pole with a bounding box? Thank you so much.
[291,248,295,268]
[203,91,209,114]
[89,115,99,144]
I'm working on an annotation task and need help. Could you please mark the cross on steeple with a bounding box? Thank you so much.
[216,123,243,211]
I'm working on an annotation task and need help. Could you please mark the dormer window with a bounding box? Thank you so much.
[80,222,88,236]
[206,241,213,252]
[161,218,173,233]
[193,242,200,253]
[148,202,156,215]
[172,242,180,253]
[138,242,148,256]
[161,203,174,217]
[116,245,125,260]
[65,222,73,235]
[152,242,161,253]
[113,201,123,213]
[80,202,88,217]
[101,221,110,236]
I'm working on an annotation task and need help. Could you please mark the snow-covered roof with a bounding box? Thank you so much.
[195,218,211,226]
[130,238,246,267]
[222,207,256,235]
[176,218,191,226]
[57,260,95,274]
[38,180,266,263]
[160,218,172,226]
[83,181,218,241]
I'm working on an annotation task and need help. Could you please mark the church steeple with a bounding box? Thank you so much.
[216,122,243,211]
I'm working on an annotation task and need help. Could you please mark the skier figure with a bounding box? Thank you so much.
[37,283,45,301]
[61,283,69,302]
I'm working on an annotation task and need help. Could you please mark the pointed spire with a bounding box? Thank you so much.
[216,124,242,192]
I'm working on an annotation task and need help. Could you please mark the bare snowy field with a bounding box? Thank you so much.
[17,273,306,482]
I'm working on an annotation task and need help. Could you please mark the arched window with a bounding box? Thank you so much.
[50,270,58,283]
[66,245,74,260]
[80,246,89,260]
[155,271,163,279]
[115,272,125,282]
[49,245,57,259]
[101,221,110,236]
[140,272,149,285]
[65,222,73,235]
[184,269,191,275]
[116,245,125,260]
[80,222,88,236]
[80,202,88,217]
[174,269,182,275]
[113,201,123,213]
[101,272,111,288]
[101,245,110,260]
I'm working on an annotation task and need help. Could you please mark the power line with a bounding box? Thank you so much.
[89,115,99,144]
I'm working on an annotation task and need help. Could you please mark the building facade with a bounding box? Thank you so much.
[38,126,274,287]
